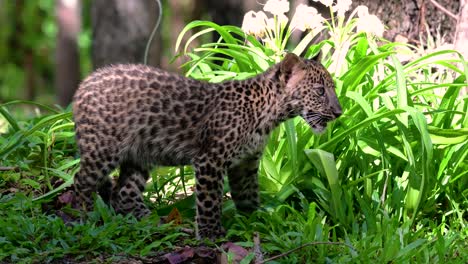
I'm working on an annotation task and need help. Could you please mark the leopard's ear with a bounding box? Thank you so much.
[280,53,305,74]
[279,53,306,89]
[310,51,322,62]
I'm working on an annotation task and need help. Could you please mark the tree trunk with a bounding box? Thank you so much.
[91,0,161,69]
[166,0,193,71]
[454,0,468,58]
[11,0,36,101]
[454,0,468,94]
[55,0,81,107]
[204,0,245,27]
[307,0,459,43]
[353,0,459,43]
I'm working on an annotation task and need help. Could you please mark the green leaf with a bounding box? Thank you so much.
[341,51,393,91]
[305,149,346,226]
[391,54,409,127]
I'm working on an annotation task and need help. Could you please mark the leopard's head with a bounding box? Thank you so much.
[277,53,342,133]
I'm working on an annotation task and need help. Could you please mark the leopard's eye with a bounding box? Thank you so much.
[317,86,325,96]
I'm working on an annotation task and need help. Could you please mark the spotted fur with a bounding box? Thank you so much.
[72,53,342,240]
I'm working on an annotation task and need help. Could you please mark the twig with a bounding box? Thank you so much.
[113,252,161,263]
[380,173,389,205]
[419,0,427,35]
[260,241,356,264]
[0,166,19,172]
[143,0,162,64]
[429,0,458,21]
[180,228,195,235]
[253,232,264,264]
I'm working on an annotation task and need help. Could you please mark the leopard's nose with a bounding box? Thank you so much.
[330,95,342,119]
[331,105,342,118]
[333,108,342,118]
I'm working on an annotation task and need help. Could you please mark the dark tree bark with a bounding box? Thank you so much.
[11,0,35,101]
[307,0,459,43]
[351,0,459,43]
[166,0,198,71]
[353,0,459,43]
[91,0,161,69]
[55,0,81,107]
[204,0,245,27]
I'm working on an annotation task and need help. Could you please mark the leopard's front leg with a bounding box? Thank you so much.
[193,156,226,240]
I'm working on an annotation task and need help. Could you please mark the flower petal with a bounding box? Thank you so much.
[264,0,290,16]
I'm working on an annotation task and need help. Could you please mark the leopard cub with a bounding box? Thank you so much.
[72,53,342,240]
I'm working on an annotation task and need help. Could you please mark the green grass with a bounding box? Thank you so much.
[0,192,466,262]
[0,194,188,263]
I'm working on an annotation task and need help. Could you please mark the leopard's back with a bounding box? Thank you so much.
[73,64,209,168]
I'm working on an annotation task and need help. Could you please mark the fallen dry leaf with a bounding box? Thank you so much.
[164,246,217,264]
[219,242,250,264]
[165,246,194,264]
[166,207,183,225]
[58,190,75,205]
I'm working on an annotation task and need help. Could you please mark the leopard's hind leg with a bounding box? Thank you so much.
[110,161,151,219]
[74,149,118,212]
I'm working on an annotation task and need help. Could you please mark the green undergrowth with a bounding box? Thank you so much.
[0,192,467,263]
[227,204,468,263]
[0,194,188,263]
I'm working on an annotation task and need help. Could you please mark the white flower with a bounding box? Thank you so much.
[355,5,385,37]
[241,11,268,37]
[62,0,78,8]
[311,0,333,7]
[332,0,352,18]
[356,14,385,37]
[263,0,290,16]
[290,4,325,32]
[356,5,369,17]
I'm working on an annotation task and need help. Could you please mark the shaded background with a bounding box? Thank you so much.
[0,0,465,106]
